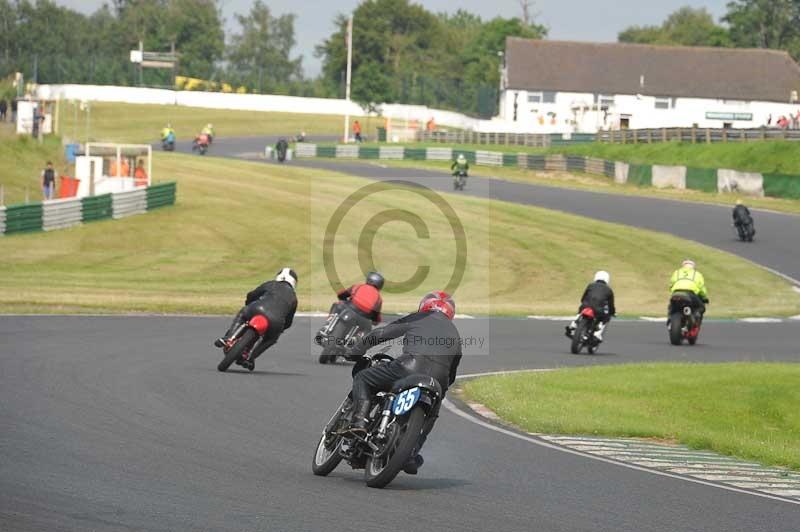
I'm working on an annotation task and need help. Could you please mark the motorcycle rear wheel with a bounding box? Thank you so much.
[570,319,587,354]
[217,329,257,372]
[668,313,684,346]
[364,407,426,488]
[312,399,350,476]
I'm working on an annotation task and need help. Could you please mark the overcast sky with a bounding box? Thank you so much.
[55,0,729,77]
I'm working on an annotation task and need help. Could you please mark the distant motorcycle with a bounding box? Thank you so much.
[314,302,371,364]
[161,132,175,152]
[568,307,602,354]
[311,349,442,488]
[276,139,289,163]
[453,170,467,191]
[192,134,210,156]
[733,218,755,242]
[667,291,703,346]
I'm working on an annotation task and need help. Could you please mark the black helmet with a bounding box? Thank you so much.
[365,271,384,290]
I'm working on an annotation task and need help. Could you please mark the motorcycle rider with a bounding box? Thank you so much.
[732,199,755,238]
[669,259,709,324]
[214,268,298,371]
[345,291,462,474]
[275,138,289,162]
[451,153,469,182]
[202,123,215,143]
[335,271,384,327]
[565,271,616,341]
[160,124,175,144]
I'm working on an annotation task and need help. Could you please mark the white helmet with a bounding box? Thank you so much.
[275,267,298,289]
[681,259,696,269]
[594,271,610,284]
[457,153,466,163]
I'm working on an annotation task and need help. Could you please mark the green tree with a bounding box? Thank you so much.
[226,0,302,92]
[619,6,731,47]
[724,0,799,56]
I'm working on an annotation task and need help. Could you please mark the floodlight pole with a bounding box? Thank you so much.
[343,15,353,143]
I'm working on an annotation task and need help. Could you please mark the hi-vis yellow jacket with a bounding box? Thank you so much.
[670,267,708,300]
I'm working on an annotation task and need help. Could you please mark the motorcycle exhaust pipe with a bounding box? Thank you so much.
[683,307,692,316]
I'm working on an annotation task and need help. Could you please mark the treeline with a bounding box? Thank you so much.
[618,2,800,60]
[0,0,542,116]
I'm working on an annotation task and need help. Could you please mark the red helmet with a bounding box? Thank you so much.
[418,291,455,320]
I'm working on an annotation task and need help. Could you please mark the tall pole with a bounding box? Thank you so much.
[343,15,353,143]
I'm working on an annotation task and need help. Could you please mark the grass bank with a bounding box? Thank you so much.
[461,363,800,470]
[0,135,65,205]
[58,101,354,144]
[1,152,799,316]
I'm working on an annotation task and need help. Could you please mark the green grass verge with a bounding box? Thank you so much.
[368,159,800,215]
[461,363,800,470]
[1,152,799,316]
[0,136,65,205]
[58,101,357,144]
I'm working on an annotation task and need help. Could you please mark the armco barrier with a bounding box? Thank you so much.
[336,145,359,158]
[566,155,586,173]
[627,164,653,187]
[43,198,82,231]
[718,169,764,196]
[651,165,686,190]
[426,147,452,161]
[359,147,380,159]
[379,147,404,160]
[502,153,517,167]
[294,144,317,158]
[525,154,546,170]
[146,182,177,210]
[317,146,336,158]
[81,194,113,222]
[545,154,567,172]
[112,189,148,219]
[0,206,6,234]
[476,151,503,166]
[763,174,800,199]
[405,148,427,161]
[4,203,43,234]
[686,167,718,192]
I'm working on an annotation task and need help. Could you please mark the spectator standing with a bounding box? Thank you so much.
[134,161,148,187]
[353,120,362,143]
[0,99,7,122]
[777,115,789,129]
[41,161,56,200]
[10,99,17,123]
[766,114,773,126]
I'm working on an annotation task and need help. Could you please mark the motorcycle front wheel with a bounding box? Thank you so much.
[570,319,587,354]
[312,398,350,476]
[364,407,426,488]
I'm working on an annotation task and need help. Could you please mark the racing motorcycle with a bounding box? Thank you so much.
[733,218,755,242]
[161,136,175,152]
[312,350,441,488]
[276,139,289,163]
[453,170,467,191]
[667,291,703,346]
[192,134,209,156]
[314,302,371,364]
[569,306,602,354]
[216,313,271,372]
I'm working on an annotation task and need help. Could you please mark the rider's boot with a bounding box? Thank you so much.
[403,454,424,475]
[347,400,371,435]
[593,322,606,341]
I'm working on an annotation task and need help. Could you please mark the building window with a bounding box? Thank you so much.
[655,97,671,110]
[528,91,558,104]
[597,94,614,108]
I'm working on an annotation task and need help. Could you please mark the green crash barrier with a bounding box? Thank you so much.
[502,153,517,167]
[404,148,426,160]
[566,156,586,173]
[81,194,113,222]
[359,147,380,159]
[763,173,800,199]
[627,164,653,187]
[603,160,615,178]
[685,167,718,193]
[146,182,177,210]
[317,146,336,158]
[4,203,43,234]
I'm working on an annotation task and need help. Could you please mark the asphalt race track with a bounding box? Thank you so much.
[2,316,799,532]
[3,138,797,531]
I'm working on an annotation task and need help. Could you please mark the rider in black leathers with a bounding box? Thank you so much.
[214,268,298,370]
[732,200,755,238]
[345,291,461,474]
[566,271,616,341]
